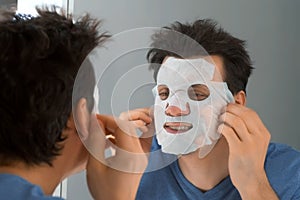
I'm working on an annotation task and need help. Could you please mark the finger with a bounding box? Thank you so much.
[138,126,149,133]
[219,112,250,141]
[119,109,152,124]
[96,114,144,153]
[218,123,241,145]
[96,114,137,144]
[140,122,155,137]
[87,115,146,176]
[130,119,150,133]
[132,119,148,127]
[97,114,139,135]
[225,103,267,135]
[99,116,142,153]
[130,120,150,133]
[95,115,116,137]
[123,112,152,124]
[96,114,118,133]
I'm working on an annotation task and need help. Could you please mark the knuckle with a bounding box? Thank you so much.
[231,116,241,127]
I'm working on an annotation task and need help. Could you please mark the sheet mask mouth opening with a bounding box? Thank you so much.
[163,122,193,134]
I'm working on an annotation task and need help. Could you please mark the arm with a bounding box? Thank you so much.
[86,108,153,200]
[219,103,279,200]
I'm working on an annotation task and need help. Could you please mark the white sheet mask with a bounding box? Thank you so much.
[153,57,234,158]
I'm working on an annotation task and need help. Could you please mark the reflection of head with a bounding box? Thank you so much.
[153,57,234,156]
[0,7,109,166]
[147,19,253,95]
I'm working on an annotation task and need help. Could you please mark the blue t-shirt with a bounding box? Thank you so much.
[0,174,63,200]
[136,137,300,200]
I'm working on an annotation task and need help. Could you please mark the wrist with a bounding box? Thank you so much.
[238,171,279,200]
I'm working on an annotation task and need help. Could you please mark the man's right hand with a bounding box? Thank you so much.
[118,107,154,152]
[85,107,153,200]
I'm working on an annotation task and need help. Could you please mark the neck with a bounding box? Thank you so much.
[178,136,229,191]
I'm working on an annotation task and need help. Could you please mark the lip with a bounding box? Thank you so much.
[163,122,193,134]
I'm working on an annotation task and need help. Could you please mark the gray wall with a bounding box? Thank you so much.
[0,0,16,8]
[67,1,300,199]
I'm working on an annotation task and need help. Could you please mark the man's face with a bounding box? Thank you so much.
[153,55,233,157]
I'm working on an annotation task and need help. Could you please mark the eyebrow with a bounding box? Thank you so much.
[190,84,210,94]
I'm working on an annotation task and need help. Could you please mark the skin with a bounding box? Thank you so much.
[0,114,88,195]
[0,99,148,200]
[86,111,148,200]
[123,55,279,199]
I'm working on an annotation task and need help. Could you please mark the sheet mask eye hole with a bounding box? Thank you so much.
[188,84,210,101]
[157,85,169,100]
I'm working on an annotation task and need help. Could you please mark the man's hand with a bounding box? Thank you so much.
[85,108,153,200]
[118,107,154,152]
[218,103,279,200]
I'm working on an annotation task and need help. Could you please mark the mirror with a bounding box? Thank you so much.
[0,0,16,10]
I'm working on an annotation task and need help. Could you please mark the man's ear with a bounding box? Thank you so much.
[233,90,247,106]
[74,98,90,140]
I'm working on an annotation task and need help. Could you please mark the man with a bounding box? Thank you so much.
[128,19,300,199]
[0,8,146,200]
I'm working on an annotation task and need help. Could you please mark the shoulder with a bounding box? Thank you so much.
[265,143,300,199]
[266,142,300,165]
[0,174,63,200]
[267,142,300,155]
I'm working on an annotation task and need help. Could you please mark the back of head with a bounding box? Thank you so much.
[147,19,253,95]
[0,7,109,166]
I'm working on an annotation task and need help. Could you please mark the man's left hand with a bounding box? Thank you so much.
[218,103,278,200]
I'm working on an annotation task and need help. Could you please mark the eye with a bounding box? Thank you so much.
[188,84,210,101]
[157,85,169,100]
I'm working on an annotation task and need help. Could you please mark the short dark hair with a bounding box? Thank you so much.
[147,19,253,95]
[0,8,109,166]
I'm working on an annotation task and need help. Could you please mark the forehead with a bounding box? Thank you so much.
[157,56,224,85]
[204,55,225,81]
